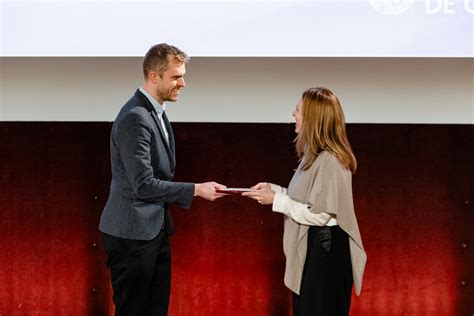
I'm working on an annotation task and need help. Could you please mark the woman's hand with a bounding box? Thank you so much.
[250,182,271,191]
[242,183,275,205]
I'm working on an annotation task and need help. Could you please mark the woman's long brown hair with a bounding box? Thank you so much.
[295,87,357,173]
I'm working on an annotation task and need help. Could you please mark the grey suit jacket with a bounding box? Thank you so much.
[99,89,195,240]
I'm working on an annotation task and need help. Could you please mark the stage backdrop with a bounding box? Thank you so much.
[0,123,472,315]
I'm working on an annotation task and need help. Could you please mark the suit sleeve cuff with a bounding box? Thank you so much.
[176,182,195,210]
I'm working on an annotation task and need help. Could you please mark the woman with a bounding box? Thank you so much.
[243,87,366,316]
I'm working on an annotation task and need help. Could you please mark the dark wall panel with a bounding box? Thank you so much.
[0,123,472,315]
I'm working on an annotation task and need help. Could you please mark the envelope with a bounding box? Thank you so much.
[216,188,252,194]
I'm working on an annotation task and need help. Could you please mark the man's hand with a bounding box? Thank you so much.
[194,182,227,201]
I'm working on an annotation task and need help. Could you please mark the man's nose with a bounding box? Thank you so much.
[178,78,186,87]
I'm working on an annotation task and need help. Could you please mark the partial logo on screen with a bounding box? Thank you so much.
[369,0,415,15]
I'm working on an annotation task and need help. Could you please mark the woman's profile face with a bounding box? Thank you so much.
[292,99,303,134]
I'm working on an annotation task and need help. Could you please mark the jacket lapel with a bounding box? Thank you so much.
[162,112,176,163]
[135,90,175,167]
[151,111,175,167]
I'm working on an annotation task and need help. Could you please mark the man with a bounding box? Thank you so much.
[99,43,226,315]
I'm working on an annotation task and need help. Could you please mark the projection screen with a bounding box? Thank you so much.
[1,0,472,57]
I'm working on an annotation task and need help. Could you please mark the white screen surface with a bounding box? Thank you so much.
[1,0,473,57]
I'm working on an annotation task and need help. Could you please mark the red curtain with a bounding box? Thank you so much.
[0,123,471,315]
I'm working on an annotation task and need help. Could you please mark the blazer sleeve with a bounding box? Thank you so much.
[114,110,194,208]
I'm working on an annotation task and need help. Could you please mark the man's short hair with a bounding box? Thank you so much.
[143,43,190,79]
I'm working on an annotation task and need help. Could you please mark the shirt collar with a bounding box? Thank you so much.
[139,86,166,115]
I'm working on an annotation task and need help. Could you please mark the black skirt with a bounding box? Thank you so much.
[293,225,353,316]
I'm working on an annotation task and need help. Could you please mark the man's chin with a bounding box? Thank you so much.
[166,96,178,102]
